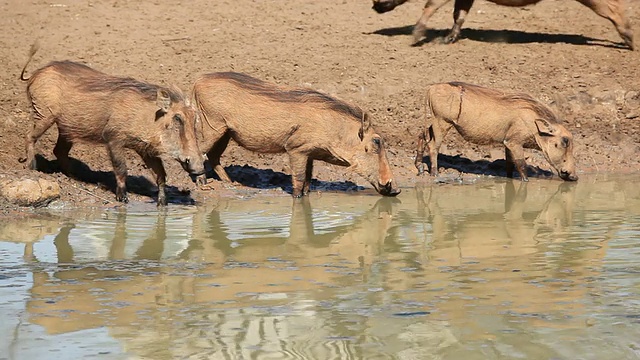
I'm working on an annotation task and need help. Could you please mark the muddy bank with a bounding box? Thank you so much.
[0,0,639,212]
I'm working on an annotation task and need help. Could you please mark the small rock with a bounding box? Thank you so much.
[0,176,61,207]
[626,111,639,119]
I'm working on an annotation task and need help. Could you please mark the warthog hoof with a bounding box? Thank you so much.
[195,174,208,186]
[559,171,578,181]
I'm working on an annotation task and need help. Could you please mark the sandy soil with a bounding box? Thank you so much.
[0,0,638,210]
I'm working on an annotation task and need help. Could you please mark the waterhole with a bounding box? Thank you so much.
[1,174,639,359]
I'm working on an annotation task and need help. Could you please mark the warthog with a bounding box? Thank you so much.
[372,0,634,50]
[415,82,578,181]
[192,72,401,197]
[20,44,205,205]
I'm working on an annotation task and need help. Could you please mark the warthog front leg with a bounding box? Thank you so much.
[413,0,454,44]
[141,155,168,206]
[304,158,313,195]
[444,0,475,44]
[504,141,528,181]
[108,144,129,203]
[203,131,232,184]
[288,152,310,198]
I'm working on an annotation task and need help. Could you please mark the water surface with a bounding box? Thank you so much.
[1,175,640,359]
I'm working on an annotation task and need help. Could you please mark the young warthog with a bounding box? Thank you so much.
[372,0,634,50]
[415,82,578,181]
[192,72,401,197]
[20,45,205,205]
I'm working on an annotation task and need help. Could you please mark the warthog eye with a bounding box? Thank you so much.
[372,137,382,153]
[173,114,184,125]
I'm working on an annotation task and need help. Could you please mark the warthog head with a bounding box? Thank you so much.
[155,88,206,176]
[349,115,401,196]
[372,0,405,13]
[534,119,578,181]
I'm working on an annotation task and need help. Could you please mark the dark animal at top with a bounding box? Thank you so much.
[415,82,578,181]
[372,0,634,50]
[192,72,401,197]
[19,44,205,205]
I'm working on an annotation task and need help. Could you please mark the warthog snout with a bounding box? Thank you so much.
[559,170,578,182]
[180,155,206,176]
[376,179,401,197]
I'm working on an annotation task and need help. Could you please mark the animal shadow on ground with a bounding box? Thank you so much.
[204,164,364,194]
[33,155,195,204]
[418,153,554,179]
[370,26,624,49]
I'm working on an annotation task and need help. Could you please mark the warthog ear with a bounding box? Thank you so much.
[156,88,172,114]
[534,118,556,136]
[358,112,371,141]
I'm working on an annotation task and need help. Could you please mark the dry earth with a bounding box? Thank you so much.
[0,0,638,211]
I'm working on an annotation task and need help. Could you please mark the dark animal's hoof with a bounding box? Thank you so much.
[443,35,456,44]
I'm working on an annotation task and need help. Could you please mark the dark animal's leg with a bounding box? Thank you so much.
[204,131,232,183]
[428,120,453,177]
[413,0,454,44]
[107,144,129,203]
[503,141,528,181]
[415,129,427,175]
[141,155,168,206]
[444,0,475,44]
[288,152,309,198]
[303,158,313,195]
[53,134,73,174]
[576,0,634,49]
[24,115,56,170]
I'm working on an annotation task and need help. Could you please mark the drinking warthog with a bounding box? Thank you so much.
[415,82,578,181]
[192,72,401,197]
[19,44,205,205]
[372,0,634,50]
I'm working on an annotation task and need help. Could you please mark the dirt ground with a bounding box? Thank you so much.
[0,0,639,210]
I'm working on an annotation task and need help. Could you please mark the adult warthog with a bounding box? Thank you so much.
[192,72,401,197]
[415,82,578,181]
[20,44,205,205]
[372,0,634,49]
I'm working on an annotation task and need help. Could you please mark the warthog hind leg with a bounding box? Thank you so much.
[24,114,56,170]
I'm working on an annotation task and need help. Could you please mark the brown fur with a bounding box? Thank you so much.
[415,82,578,181]
[20,45,205,205]
[372,0,634,50]
[192,72,400,197]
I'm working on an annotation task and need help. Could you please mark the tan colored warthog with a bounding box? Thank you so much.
[20,44,205,205]
[372,0,634,50]
[415,82,578,181]
[192,72,401,197]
